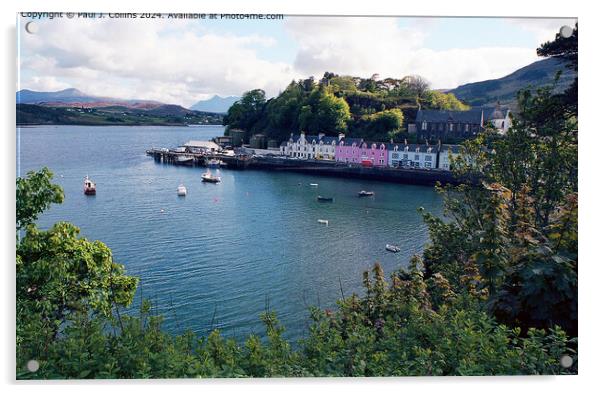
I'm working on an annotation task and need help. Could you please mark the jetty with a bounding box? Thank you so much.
[145,148,252,169]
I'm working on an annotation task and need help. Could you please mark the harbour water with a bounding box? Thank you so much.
[17,125,443,342]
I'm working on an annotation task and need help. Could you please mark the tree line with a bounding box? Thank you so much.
[223,73,469,144]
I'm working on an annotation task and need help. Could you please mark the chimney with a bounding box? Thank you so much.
[338,132,345,141]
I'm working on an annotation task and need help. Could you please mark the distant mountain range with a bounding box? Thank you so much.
[447,58,576,108]
[189,95,240,113]
[16,88,225,126]
[16,88,165,109]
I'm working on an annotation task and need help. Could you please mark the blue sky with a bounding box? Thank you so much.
[18,15,576,106]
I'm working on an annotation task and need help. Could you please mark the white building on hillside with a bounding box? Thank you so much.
[280,132,342,160]
[387,143,438,169]
[437,144,462,171]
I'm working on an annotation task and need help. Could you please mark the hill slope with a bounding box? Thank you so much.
[448,58,576,107]
[16,88,163,109]
[190,95,240,113]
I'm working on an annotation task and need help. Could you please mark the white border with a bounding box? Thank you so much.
[2,1,599,392]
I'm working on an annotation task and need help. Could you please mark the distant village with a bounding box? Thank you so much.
[209,105,511,172]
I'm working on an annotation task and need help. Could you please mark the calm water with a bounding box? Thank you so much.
[17,125,443,342]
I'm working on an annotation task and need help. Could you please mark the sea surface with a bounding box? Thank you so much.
[17,125,443,342]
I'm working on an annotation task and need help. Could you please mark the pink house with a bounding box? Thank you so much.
[335,138,388,167]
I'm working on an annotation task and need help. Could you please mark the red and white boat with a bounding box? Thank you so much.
[84,175,96,195]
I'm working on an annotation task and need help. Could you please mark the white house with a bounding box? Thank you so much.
[437,144,462,171]
[387,143,438,169]
[485,104,512,134]
[280,132,341,160]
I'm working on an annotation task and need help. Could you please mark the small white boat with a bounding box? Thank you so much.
[385,244,401,253]
[175,155,194,165]
[317,219,329,226]
[207,158,223,168]
[83,175,96,195]
[358,190,375,197]
[201,172,221,183]
[177,184,187,196]
[309,183,319,187]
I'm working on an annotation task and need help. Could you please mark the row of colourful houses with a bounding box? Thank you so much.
[279,132,461,171]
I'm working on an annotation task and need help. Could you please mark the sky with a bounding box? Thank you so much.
[17,15,577,108]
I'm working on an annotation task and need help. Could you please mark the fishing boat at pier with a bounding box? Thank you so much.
[175,155,194,166]
[201,172,221,183]
[207,158,224,168]
[83,175,96,195]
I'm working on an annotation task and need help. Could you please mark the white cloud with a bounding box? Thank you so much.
[19,16,572,106]
[285,17,543,89]
[19,18,301,107]
[21,76,70,92]
[505,18,577,46]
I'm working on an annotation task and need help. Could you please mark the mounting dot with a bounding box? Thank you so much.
[560,355,573,368]
[560,25,573,38]
[26,359,40,372]
[25,21,39,34]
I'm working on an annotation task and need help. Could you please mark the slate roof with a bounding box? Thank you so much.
[482,106,510,121]
[288,134,339,144]
[415,109,484,124]
[386,143,437,153]
[439,144,462,154]
[337,137,364,146]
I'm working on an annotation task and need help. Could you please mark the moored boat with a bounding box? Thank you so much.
[317,219,329,225]
[309,183,318,187]
[358,190,375,197]
[83,175,96,195]
[201,172,221,183]
[317,196,334,202]
[385,244,401,253]
[175,155,194,165]
[207,158,224,168]
[177,184,187,196]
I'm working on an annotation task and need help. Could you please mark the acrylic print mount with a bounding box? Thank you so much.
[16,13,578,378]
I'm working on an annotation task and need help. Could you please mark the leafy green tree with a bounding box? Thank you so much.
[223,89,267,136]
[299,88,351,133]
[359,108,404,141]
[16,167,63,231]
[16,168,138,374]
[425,90,470,111]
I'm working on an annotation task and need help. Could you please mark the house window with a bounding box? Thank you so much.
[465,124,469,132]
[403,154,408,159]
[425,162,431,168]
[379,159,384,165]
[425,155,432,161]
[392,153,399,159]
[449,123,454,131]
[422,121,427,130]
[414,154,419,160]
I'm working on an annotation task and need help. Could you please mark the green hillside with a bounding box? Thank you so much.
[448,58,576,108]
[16,104,223,126]
[223,73,469,143]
